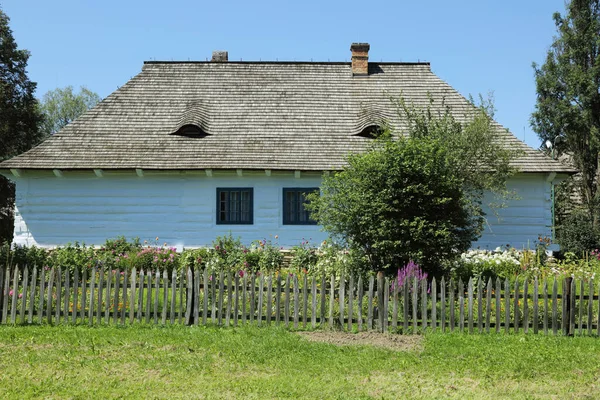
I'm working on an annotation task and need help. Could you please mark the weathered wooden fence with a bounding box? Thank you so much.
[0,265,598,335]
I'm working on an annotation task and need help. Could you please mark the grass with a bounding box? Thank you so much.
[0,325,599,399]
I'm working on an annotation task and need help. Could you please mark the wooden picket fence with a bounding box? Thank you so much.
[0,264,598,335]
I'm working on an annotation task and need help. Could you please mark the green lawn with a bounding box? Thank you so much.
[0,325,598,399]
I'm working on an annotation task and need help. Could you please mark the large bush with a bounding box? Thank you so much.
[557,209,600,256]
[307,100,518,275]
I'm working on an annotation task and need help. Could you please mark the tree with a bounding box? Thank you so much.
[307,101,519,275]
[531,0,600,227]
[40,86,100,136]
[0,8,45,244]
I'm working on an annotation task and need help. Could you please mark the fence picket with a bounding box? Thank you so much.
[88,266,95,326]
[226,273,232,327]
[552,277,558,335]
[162,270,168,325]
[357,276,364,332]
[179,269,184,324]
[152,269,158,325]
[367,276,374,330]
[449,279,455,332]
[38,267,46,324]
[477,278,482,333]
[234,273,240,327]
[293,275,299,329]
[47,267,56,325]
[55,267,63,325]
[71,268,78,324]
[384,278,389,332]
[105,268,113,324]
[121,269,128,325]
[578,279,584,335]
[303,274,308,329]
[543,278,548,335]
[275,274,281,326]
[413,277,418,333]
[20,265,29,324]
[392,278,398,331]
[257,274,264,327]
[431,277,437,332]
[533,278,538,334]
[403,278,409,333]
[211,273,217,324]
[113,268,121,325]
[63,268,70,324]
[242,274,247,324]
[467,278,473,334]
[320,273,326,326]
[2,265,9,323]
[218,272,224,326]
[484,278,491,333]
[184,268,192,325]
[570,278,576,335]
[561,278,567,335]
[311,276,317,329]
[587,279,593,336]
[10,266,19,324]
[328,274,334,329]
[338,272,345,329]
[138,270,145,323]
[523,279,529,334]
[97,268,104,325]
[503,278,509,333]
[458,279,464,333]
[514,279,519,334]
[193,268,200,326]
[131,268,137,324]
[285,275,291,328]
[250,274,255,324]
[203,269,209,325]
[440,277,446,333]
[30,266,38,324]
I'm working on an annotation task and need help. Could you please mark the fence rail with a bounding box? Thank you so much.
[0,265,597,335]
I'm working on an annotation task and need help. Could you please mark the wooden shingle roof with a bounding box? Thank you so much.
[0,60,575,173]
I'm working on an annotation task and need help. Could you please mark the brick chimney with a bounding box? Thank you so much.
[350,43,370,76]
[211,51,228,62]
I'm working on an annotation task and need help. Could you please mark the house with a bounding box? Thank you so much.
[0,43,576,250]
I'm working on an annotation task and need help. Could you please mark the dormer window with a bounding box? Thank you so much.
[173,124,209,138]
[356,125,384,139]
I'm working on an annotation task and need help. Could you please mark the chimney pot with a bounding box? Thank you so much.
[211,51,228,62]
[350,43,370,76]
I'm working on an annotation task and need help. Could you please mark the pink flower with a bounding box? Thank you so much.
[9,290,13,296]
[18,293,22,299]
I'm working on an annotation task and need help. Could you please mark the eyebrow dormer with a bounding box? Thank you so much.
[356,124,384,139]
[171,101,210,137]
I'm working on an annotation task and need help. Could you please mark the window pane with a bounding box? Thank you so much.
[217,188,252,224]
[219,191,228,222]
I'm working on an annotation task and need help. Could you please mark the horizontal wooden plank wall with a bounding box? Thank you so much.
[0,265,598,335]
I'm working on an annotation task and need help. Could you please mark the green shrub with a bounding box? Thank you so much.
[557,209,600,256]
[48,242,95,274]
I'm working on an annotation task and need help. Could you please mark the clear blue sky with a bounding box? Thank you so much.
[3,0,566,149]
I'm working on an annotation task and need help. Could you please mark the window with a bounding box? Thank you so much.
[283,188,318,225]
[217,188,253,224]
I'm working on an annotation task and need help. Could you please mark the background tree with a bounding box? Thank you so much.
[0,8,45,244]
[531,0,600,230]
[40,86,100,136]
[307,101,519,275]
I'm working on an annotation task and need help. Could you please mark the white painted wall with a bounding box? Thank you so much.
[8,170,555,251]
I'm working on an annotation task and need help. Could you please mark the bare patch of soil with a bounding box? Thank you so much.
[297,331,423,352]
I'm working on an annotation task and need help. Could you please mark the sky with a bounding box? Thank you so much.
[2,0,567,149]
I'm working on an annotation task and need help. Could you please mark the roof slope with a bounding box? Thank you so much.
[0,61,574,173]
